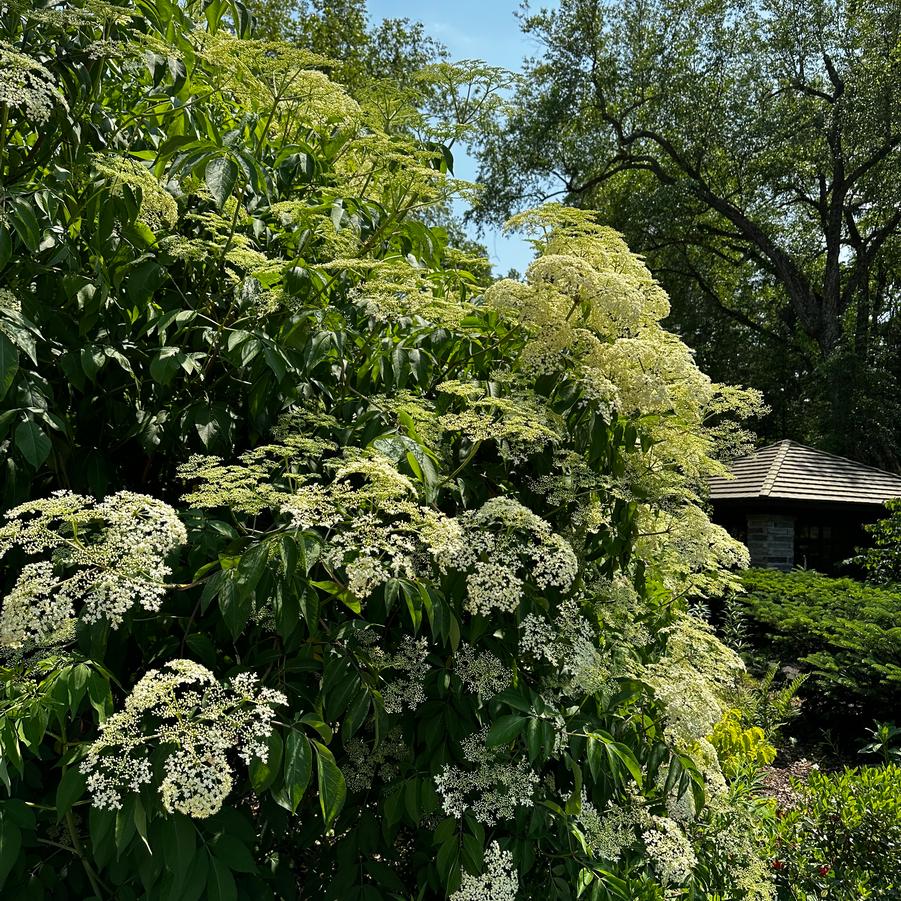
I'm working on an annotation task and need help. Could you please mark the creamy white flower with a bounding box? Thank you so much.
[451,842,518,901]
[434,727,538,825]
[431,497,577,617]
[0,491,186,646]
[642,816,697,886]
[80,660,286,818]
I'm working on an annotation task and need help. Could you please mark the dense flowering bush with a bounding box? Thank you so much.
[0,1,775,899]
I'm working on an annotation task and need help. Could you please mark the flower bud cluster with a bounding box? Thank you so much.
[80,660,286,818]
[434,727,539,825]
[378,637,430,715]
[451,841,518,901]
[0,43,68,124]
[0,491,186,647]
[344,728,410,793]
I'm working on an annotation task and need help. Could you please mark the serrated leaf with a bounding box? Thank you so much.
[0,819,21,890]
[212,834,257,874]
[205,156,239,208]
[55,767,87,820]
[9,197,40,252]
[313,740,345,827]
[283,730,312,813]
[207,852,237,901]
[486,715,527,748]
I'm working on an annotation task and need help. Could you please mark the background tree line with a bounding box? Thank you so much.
[472,0,901,469]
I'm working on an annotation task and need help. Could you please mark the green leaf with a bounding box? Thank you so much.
[126,260,167,304]
[486,715,527,748]
[89,807,116,869]
[313,740,346,827]
[55,767,87,820]
[178,853,210,901]
[207,852,237,901]
[149,347,185,386]
[0,224,11,270]
[212,834,258,874]
[14,419,51,468]
[162,814,195,887]
[193,403,231,451]
[0,818,21,890]
[0,332,18,400]
[205,156,239,208]
[218,572,252,640]
[249,730,283,793]
[9,197,41,252]
[283,730,312,813]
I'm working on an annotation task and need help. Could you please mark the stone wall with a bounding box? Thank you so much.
[745,513,795,570]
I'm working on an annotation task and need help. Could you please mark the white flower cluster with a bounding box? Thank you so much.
[641,816,697,886]
[0,491,186,648]
[451,841,519,901]
[80,660,286,818]
[434,727,539,825]
[379,637,430,714]
[344,728,409,793]
[0,43,68,124]
[430,497,578,616]
[455,644,512,698]
[519,598,614,700]
[574,795,640,862]
[643,616,745,746]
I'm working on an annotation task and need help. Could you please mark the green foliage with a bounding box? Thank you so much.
[770,764,901,900]
[727,664,807,747]
[734,569,901,723]
[0,2,776,900]
[854,498,901,585]
[859,721,901,766]
[475,0,901,468]
[246,0,446,92]
[709,710,776,780]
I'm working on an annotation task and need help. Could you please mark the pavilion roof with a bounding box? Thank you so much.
[708,440,901,505]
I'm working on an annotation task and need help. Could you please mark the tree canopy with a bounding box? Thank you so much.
[475,0,901,467]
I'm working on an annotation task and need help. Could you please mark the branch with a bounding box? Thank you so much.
[845,133,901,188]
[656,260,800,351]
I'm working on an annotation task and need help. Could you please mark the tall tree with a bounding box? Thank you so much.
[476,0,901,466]
[247,0,446,90]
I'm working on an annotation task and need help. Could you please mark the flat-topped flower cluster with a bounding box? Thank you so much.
[0,491,186,648]
[80,659,286,818]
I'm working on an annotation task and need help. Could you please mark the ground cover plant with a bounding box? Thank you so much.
[732,569,901,729]
[0,1,793,899]
[769,764,901,900]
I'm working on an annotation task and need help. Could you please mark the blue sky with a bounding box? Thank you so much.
[367,1,558,275]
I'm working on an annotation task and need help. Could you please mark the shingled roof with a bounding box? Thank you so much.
[709,440,901,505]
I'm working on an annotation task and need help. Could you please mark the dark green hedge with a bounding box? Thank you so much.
[734,569,901,721]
